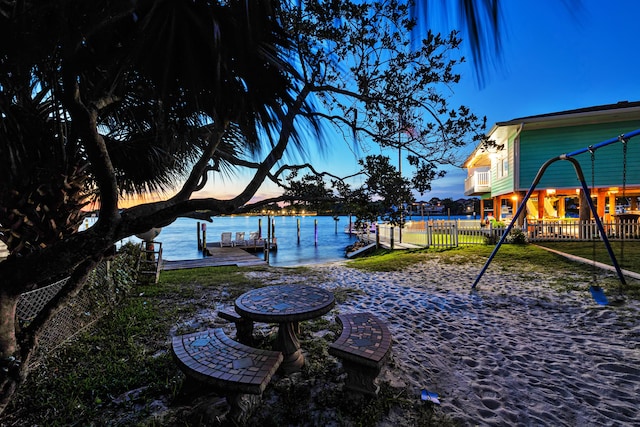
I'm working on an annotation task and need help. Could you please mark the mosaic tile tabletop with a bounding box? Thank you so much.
[235,284,335,323]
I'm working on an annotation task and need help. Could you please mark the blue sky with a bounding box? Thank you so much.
[431,0,640,200]
[199,0,640,204]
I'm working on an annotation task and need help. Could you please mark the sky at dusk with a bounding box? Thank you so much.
[195,0,640,205]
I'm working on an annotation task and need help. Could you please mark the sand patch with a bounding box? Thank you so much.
[302,259,640,426]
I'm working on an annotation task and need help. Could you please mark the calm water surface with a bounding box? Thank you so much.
[113,215,360,267]
[84,214,475,267]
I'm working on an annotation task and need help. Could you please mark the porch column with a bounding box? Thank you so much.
[579,190,591,221]
[538,191,545,219]
[492,196,498,218]
[557,196,566,218]
[608,192,616,222]
[596,189,605,219]
[514,192,525,226]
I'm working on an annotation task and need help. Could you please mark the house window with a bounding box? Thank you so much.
[498,156,509,178]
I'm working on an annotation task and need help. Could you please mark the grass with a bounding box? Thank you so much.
[4,243,639,425]
[8,293,181,425]
[348,244,582,272]
[536,241,640,273]
[348,243,640,298]
[534,241,640,299]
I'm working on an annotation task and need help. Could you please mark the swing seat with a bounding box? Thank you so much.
[589,285,608,305]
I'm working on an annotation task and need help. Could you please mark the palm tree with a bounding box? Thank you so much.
[413,0,502,85]
[0,0,513,412]
[0,0,313,412]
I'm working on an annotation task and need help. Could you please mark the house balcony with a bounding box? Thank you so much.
[464,171,491,196]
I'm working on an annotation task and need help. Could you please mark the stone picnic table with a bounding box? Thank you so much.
[235,284,335,374]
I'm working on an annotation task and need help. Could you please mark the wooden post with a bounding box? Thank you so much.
[201,223,207,256]
[258,218,262,239]
[535,191,542,219]
[314,219,318,246]
[596,189,605,220]
[197,221,201,250]
[558,195,566,219]
[264,215,270,263]
[297,218,301,244]
[608,191,616,222]
[271,218,276,240]
[390,226,394,249]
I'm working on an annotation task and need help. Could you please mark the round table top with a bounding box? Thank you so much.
[235,284,335,323]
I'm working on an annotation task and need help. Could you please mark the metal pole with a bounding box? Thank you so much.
[564,129,640,158]
[472,155,627,289]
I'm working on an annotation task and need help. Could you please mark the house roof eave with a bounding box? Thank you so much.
[495,101,640,129]
[464,100,640,169]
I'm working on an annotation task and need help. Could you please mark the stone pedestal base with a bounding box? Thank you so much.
[226,393,261,425]
[276,322,304,374]
[342,360,381,396]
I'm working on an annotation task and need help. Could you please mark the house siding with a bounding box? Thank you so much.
[491,132,516,196]
[518,120,640,191]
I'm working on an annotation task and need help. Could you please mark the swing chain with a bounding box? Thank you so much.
[620,136,628,210]
[620,136,628,265]
[589,147,596,214]
[589,148,597,283]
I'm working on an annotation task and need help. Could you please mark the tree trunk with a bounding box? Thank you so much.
[0,291,20,414]
[0,257,99,415]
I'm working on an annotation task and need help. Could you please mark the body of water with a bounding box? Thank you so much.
[84,214,476,267]
[110,215,359,267]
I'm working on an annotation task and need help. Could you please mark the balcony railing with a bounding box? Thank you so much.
[464,170,491,195]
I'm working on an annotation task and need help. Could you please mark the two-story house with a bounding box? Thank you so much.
[464,101,640,223]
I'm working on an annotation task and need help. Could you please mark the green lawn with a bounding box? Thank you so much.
[536,241,640,274]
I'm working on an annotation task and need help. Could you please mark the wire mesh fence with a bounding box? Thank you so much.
[15,245,140,364]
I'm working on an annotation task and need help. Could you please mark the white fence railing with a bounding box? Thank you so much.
[374,218,640,249]
[524,219,640,241]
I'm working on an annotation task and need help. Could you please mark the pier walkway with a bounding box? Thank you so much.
[161,247,267,271]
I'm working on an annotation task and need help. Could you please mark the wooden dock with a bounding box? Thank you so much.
[161,247,267,271]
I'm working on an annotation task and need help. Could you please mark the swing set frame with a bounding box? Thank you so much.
[472,128,640,290]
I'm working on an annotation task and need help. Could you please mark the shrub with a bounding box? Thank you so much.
[506,227,527,244]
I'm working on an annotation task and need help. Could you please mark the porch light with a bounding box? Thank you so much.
[608,187,619,194]
[546,189,556,195]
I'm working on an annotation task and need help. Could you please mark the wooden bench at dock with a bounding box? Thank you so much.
[329,312,392,397]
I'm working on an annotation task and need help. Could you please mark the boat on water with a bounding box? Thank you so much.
[344,222,377,234]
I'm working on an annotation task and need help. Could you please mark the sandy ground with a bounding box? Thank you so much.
[292,259,640,426]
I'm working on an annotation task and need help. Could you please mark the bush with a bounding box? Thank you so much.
[484,225,527,245]
[490,219,505,227]
[506,227,527,244]
[85,242,141,308]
